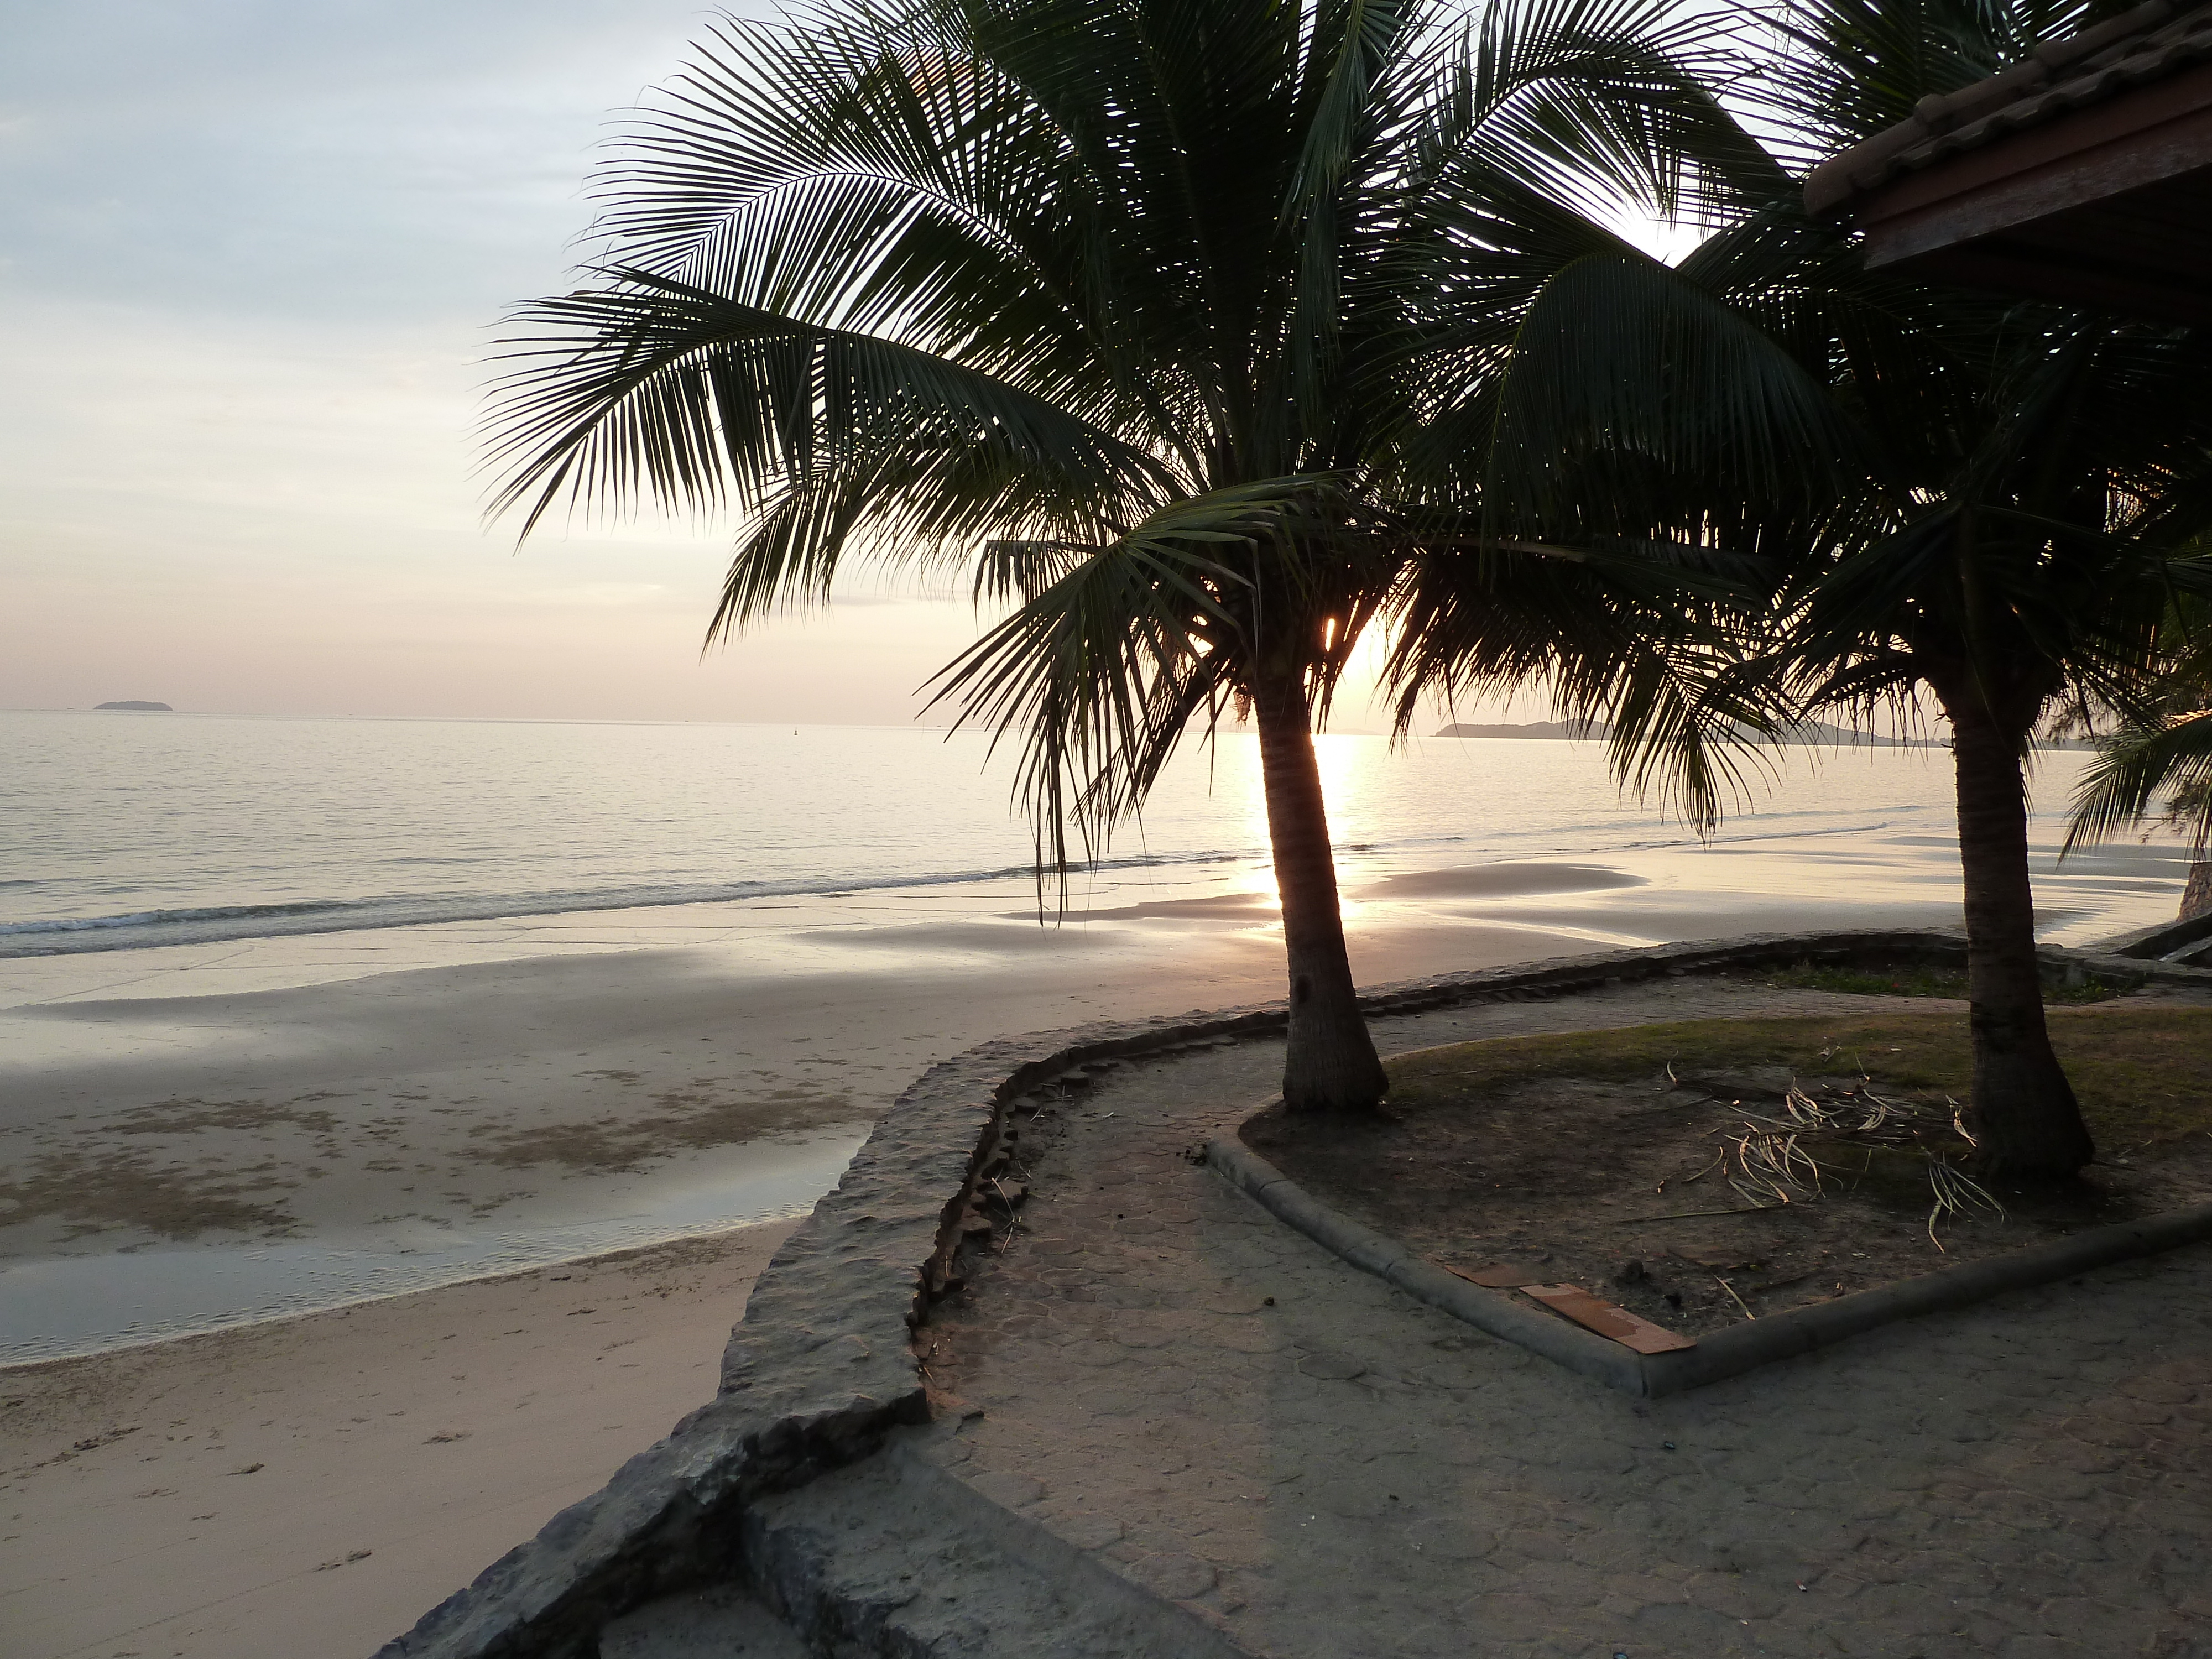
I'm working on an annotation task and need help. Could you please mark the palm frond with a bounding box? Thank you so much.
[923,477,1360,893]
[1483,247,1855,524]
[486,272,1171,561]
[2068,708,2212,853]
[1381,529,1775,831]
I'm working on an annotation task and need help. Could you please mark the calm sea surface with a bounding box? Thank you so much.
[0,708,2156,953]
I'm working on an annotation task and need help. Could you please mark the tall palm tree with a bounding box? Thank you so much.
[1761,0,2212,1178]
[1784,320,2212,1178]
[1390,0,2212,1176]
[488,0,1749,1113]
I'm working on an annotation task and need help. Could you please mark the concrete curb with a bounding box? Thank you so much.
[1204,1139,1648,1393]
[376,926,2210,1655]
[1207,1142,2212,1398]
[1647,1200,2212,1390]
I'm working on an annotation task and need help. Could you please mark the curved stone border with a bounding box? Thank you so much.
[1204,1138,1656,1393]
[377,927,2212,1657]
[1208,1140,2212,1398]
[2096,908,2212,963]
[374,1015,1281,1659]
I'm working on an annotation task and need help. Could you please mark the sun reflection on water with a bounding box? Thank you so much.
[1225,730,1385,920]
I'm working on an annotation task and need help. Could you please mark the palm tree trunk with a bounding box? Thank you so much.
[1940,689,2095,1180]
[2180,861,2212,921]
[1251,674,1389,1113]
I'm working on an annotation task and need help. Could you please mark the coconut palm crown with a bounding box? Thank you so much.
[487,0,1761,1114]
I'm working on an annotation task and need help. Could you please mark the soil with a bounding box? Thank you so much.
[1241,1060,2212,1340]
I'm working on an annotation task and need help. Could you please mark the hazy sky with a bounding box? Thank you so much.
[1,0,1057,725]
[1,3,1575,729]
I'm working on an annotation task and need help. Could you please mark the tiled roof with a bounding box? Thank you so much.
[1804,0,2212,214]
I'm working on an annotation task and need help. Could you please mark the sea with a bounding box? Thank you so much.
[1,707,2177,955]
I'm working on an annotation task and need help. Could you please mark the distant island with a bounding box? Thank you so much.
[94,700,173,712]
[1435,721,1604,740]
[1436,718,1946,748]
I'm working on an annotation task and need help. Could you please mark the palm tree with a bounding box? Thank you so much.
[487,0,1750,1114]
[1762,0,2212,1179]
[1391,0,2212,1176]
[1784,321,2212,1179]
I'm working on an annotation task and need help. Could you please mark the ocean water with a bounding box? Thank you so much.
[0,707,2145,954]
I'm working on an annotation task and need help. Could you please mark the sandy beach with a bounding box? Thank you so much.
[2,1222,791,1659]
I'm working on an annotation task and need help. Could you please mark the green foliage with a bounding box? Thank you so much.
[1411,0,2212,754]
[2069,596,2212,855]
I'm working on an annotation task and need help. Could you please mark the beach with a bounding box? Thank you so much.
[14,0,2209,1645]
[3,1223,791,1659]
[2,719,2199,1656]
[12,825,2184,1363]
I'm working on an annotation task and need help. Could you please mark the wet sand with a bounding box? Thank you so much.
[0,870,1613,1362]
[1,835,2187,1361]
[2,1222,792,1659]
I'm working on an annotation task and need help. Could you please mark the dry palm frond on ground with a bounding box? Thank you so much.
[1675,1068,2005,1246]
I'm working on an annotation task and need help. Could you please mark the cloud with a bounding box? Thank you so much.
[0,2,761,324]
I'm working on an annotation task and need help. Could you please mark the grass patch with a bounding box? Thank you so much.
[1756,959,2122,1003]
[1386,1004,2212,1150]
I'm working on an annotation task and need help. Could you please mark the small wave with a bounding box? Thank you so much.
[0,846,1271,958]
[0,899,355,937]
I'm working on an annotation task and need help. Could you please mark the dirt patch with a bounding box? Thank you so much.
[466,1085,860,1172]
[1243,1002,2212,1340]
[110,1095,346,1138]
[0,1151,299,1241]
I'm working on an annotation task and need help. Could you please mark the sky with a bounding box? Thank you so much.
[1,0,1031,726]
[0,2,1614,730]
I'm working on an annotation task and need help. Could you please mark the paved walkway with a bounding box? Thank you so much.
[924,980,2212,1659]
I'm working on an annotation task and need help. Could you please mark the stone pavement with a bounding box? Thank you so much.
[922,979,2212,1659]
[608,1423,1254,1658]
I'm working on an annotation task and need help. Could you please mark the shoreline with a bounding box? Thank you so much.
[6,724,2179,970]
[2,1219,795,1659]
[0,1170,842,1368]
[0,1222,786,1378]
